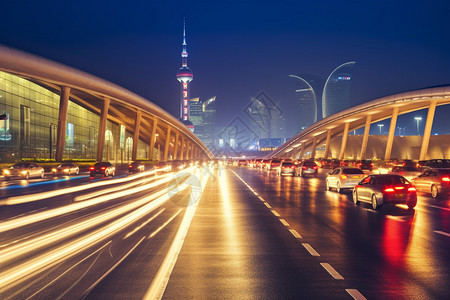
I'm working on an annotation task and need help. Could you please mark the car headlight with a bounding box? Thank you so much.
[21,171,27,175]
[3,169,10,175]
[64,169,69,173]
[52,168,57,172]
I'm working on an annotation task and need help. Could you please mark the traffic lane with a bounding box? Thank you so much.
[163,168,350,299]
[0,170,198,299]
[234,167,450,299]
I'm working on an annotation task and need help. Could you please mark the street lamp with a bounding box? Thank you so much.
[414,117,422,135]
[378,124,384,135]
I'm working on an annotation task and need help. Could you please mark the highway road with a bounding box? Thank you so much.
[0,165,449,299]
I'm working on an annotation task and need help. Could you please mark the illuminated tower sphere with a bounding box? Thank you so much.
[176,20,194,131]
[322,61,356,118]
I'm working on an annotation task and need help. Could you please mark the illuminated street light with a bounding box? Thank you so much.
[378,124,384,134]
[414,117,422,135]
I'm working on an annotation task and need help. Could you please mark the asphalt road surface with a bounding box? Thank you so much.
[0,165,448,299]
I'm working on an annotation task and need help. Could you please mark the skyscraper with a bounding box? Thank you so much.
[188,96,216,149]
[322,61,356,118]
[289,75,318,132]
[176,20,194,131]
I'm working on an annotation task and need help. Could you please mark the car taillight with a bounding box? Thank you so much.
[101,167,106,170]
[302,166,307,170]
[442,177,450,182]
[408,187,417,192]
[394,186,404,190]
[341,174,348,180]
[89,166,94,170]
[370,163,373,166]
[313,166,318,170]
[384,187,395,192]
[398,172,405,175]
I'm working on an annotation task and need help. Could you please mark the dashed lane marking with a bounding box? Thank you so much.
[289,229,302,239]
[434,230,450,237]
[320,263,344,280]
[279,218,290,227]
[302,243,320,256]
[264,202,272,209]
[346,289,367,300]
[271,210,281,217]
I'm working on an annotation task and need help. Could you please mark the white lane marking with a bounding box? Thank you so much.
[125,209,166,239]
[434,230,450,237]
[320,263,344,280]
[144,171,208,300]
[148,209,182,239]
[279,219,290,227]
[289,229,302,239]
[428,205,450,212]
[271,210,281,217]
[346,288,367,300]
[264,202,272,209]
[302,243,320,256]
[258,196,265,202]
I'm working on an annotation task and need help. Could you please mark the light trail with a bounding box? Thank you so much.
[0,171,187,233]
[0,178,192,292]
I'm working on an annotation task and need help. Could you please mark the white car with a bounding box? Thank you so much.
[326,167,367,193]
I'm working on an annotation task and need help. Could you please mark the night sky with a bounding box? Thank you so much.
[1,0,450,137]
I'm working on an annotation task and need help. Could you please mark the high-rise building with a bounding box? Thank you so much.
[176,20,194,131]
[188,96,216,149]
[289,75,318,132]
[322,61,356,118]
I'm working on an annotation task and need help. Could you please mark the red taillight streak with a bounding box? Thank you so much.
[313,166,318,170]
[442,177,450,182]
[89,167,94,170]
[384,188,395,192]
[101,167,106,170]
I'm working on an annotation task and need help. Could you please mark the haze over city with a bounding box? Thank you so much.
[1,0,450,137]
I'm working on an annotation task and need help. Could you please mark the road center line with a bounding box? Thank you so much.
[346,289,367,300]
[279,219,290,227]
[264,202,272,209]
[320,263,344,279]
[302,243,320,256]
[271,210,281,217]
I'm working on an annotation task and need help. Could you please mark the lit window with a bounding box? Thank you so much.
[184,107,188,114]
[184,116,187,120]
[183,90,188,98]
[183,82,188,89]
[184,99,188,106]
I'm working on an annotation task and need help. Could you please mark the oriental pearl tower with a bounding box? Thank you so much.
[176,20,194,131]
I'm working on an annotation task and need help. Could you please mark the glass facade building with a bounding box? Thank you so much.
[0,71,149,163]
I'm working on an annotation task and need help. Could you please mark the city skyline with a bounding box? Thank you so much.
[1,1,449,136]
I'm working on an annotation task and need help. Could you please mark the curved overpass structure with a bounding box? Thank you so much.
[0,45,213,162]
[271,86,450,161]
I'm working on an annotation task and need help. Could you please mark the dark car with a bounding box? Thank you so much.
[355,159,373,171]
[296,161,318,177]
[128,161,145,173]
[421,159,450,171]
[3,162,45,180]
[353,174,417,210]
[411,168,450,198]
[89,162,115,177]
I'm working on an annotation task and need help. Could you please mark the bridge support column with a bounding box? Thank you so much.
[173,132,179,160]
[339,122,350,160]
[149,119,158,160]
[360,115,372,160]
[191,144,195,159]
[97,97,110,162]
[132,111,141,161]
[311,136,318,159]
[419,100,437,160]
[180,136,185,160]
[56,86,70,162]
[298,145,306,160]
[163,127,171,161]
[384,107,399,160]
[323,130,332,159]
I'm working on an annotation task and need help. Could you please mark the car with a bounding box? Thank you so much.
[52,163,79,175]
[268,159,281,171]
[260,159,271,169]
[389,166,421,181]
[276,161,296,176]
[354,159,373,171]
[421,159,450,170]
[154,161,172,173]
[89,162,115,177]
[326,167,366,193]
[353,174,417,210]
[128,161,145,173]
[410,168,450,198]
[320,159,334,169]
[296,160,318,177]
[3,162,45,180]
